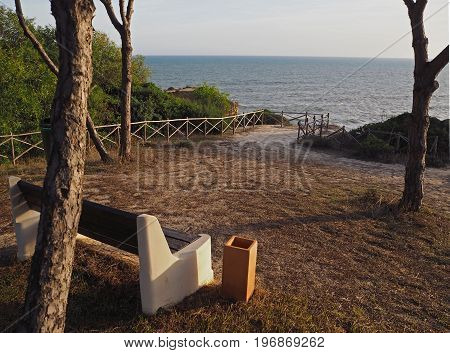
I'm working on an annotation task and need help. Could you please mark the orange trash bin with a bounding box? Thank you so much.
[222,236,257,302]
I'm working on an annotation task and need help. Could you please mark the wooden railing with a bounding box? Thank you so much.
[0,110,265,165]
[294,112,331,139]
[0,131,44,166]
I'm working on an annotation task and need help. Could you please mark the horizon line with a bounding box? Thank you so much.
[139,54,414,60]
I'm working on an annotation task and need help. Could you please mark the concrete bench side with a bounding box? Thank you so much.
[137,215,214,315]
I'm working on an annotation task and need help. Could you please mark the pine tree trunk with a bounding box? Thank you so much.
[99,0,134,161]
[400,0,448,211]
[119,28,132,161]
[21,0,95,333]
[400,88,433,211]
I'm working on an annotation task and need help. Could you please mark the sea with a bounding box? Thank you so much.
[145,56,449,129]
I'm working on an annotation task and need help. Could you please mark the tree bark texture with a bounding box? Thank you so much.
[119,27,132,160]
[100,0,134,161]
[400,0,449,211]
[21,0,95,332]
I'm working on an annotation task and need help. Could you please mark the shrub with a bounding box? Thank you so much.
[193,84,231,119]
[130,83,231,123]
[358,134,394,158]
[349,113,449,166]
[263,110,289,125]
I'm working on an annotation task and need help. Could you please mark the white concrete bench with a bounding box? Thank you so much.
[8,176,213,315]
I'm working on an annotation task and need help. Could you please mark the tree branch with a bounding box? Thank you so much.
[14,0,59,76]
[416,0,428,12]
[403,0,415,9]
[99,0,123,33]
[126,0,134,22]
[428,45,449,78]
[119,0,126,25]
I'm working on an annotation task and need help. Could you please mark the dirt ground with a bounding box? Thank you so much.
[0,125,449,332]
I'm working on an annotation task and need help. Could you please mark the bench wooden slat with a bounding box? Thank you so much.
[17,180,199,254]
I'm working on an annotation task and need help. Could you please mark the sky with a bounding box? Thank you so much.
[2,0,449,59]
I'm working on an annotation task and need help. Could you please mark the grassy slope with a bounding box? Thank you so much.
[0,140,448,333]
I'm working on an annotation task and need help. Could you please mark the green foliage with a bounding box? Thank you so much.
[358,134,394,158]
[92,32,150,90]
[0,6,56,135]
[88,86,119,125]
[92,31,122,89]
[0,5,229,143]
[193,83,230,119]
[130,83,231,122]
[350,113,449,166]
[263,109,288,125]
[131,55,151,87]
[0,5,152,135]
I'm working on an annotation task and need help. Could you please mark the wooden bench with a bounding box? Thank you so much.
[16,179,199,255]
[8,176,214,314]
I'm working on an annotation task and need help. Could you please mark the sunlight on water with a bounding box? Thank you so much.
[146,56,449,129]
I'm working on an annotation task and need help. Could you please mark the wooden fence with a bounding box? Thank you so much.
[1,110,266,165]
[289,112,331,140]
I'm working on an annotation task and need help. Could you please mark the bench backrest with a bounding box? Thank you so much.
[17,180,198,254]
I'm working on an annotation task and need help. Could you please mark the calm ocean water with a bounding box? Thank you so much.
[145,56,449,129]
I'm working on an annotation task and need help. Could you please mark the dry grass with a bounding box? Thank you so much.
[0,129,449,332]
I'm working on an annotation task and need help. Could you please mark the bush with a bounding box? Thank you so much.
[193,84,231,119]
[130,83,231,123]
[263,110,289,125]
[358,134,394,158]
[349,113,449,166]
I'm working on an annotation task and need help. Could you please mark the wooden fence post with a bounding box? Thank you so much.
[327,113,330,130]
[144,122,147,142]
[221,118,224,136]
[10,132,15,166]
[281,111,284,127]
[166,122,170,142]
[186,118,189,139]
[204,119,207,136]
[305,114,308,135]
[312,116,316,135]
[319,114,324,137]
[233,117,236,134]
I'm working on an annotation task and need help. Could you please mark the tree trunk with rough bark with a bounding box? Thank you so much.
[400,0,449,211]
[14,0,113,164]
[21,0,95,332]
[100,0,134,161]
[86,113,113,163]
[119,28,132,160]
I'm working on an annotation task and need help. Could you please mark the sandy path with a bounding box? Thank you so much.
[229,125,450,214]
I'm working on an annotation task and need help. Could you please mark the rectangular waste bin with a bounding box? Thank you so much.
[222,236,257,302]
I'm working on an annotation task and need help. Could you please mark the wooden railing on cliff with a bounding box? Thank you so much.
[289,112,331,141]
[1,110,267,165]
